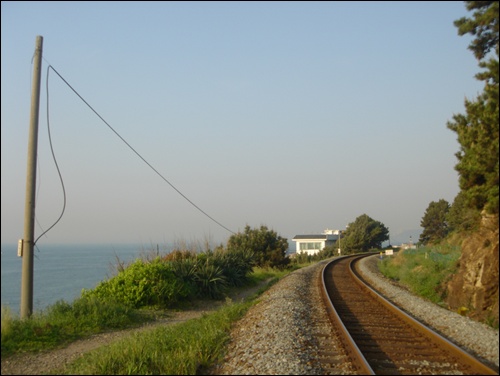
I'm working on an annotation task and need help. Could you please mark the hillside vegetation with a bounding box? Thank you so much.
[408,1,499,328]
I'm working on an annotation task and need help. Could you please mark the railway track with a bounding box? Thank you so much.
[320,254,499,375]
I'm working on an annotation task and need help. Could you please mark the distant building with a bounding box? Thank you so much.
[292,229,340,255]
[400,243,417,250]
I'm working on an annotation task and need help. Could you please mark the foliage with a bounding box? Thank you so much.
[193,254,228,299]
[226,225,290,269]
[378,245,461,304]
[168,256,199,299]
[447,190,482,233]
[82,247,257,307]
[292,251,316,265]
[454,1,499,61]
[82,258,190,308]
[419,199,451,245]
[318,244,337,259]
[447,1,499,216]
[341,214,389,253]
[210,248,256,287]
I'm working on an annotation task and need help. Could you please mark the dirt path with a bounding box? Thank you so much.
[1,281,270,375]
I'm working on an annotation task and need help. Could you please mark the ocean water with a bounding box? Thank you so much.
[1,243,158,315]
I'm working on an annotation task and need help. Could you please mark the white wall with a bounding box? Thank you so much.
[294,240,326,255]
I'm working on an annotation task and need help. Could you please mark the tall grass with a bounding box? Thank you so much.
[1,306,14,343]
[250,266,290,282]
[1,296,147,357]
[378,245,461,304]
[58,301,253,375]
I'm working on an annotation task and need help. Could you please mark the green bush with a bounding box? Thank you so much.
[190,248,254,299]
[211,248,255,287]
[226,225,289,269]
[194,257,228,299]
[82,258,189,308]
[170,256,199,297]
[291,252,316,265]
[83,248,258,308]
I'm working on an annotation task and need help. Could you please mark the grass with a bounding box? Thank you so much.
[56,301,253,375]
[378,244,461,305]
[249,266,290,283]
[1,296,150,357]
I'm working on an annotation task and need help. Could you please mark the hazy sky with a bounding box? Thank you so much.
[1,1,482,247]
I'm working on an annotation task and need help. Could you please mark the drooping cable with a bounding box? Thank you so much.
[33,65,67,246]
[45,64,235,235]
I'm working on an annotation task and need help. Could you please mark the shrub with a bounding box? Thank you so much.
[82,258,189,308]
[226,225,289,269]
[83,248,258,308]
[212,248,255,287]
[194,257,227,299]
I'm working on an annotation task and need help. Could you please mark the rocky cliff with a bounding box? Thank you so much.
[445,213,499,326]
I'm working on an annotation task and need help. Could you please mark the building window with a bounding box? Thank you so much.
[300,242,322,251]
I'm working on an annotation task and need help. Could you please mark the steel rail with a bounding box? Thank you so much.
[321,255,375,375]
[320,253,499,375]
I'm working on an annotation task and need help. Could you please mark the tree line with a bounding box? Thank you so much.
[420,1,498,245]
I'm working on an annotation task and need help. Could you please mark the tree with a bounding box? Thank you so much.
[447,1,499,216]
[447,191,481,233]
[342,214,389,253]
[226,225,290,269]
[454,1,498,61]
[419,199,450,245]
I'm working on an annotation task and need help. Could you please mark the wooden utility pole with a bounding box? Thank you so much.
[20,35,43,319]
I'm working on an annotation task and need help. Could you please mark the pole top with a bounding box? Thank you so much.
[35,35,43,48]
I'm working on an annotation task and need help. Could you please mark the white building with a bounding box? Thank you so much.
[292,229,340,255]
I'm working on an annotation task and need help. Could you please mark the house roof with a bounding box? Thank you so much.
[292,234,328,240]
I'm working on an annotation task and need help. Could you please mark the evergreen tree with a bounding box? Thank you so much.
[419,199,450,245]
[447,191,481,233]
[447,1,499,216]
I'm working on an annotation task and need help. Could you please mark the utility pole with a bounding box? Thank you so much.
[20,35,43,319]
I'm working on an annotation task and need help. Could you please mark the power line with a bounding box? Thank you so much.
[33,65,68,246]
[46,64,235,235]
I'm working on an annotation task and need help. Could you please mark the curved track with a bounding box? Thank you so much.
[320,254,499,375]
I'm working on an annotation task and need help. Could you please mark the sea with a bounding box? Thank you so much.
[1,243,160,316]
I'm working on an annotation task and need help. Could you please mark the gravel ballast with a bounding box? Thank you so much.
[210,255,499,375]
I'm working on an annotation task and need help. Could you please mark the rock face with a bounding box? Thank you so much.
[445,213,499,326]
